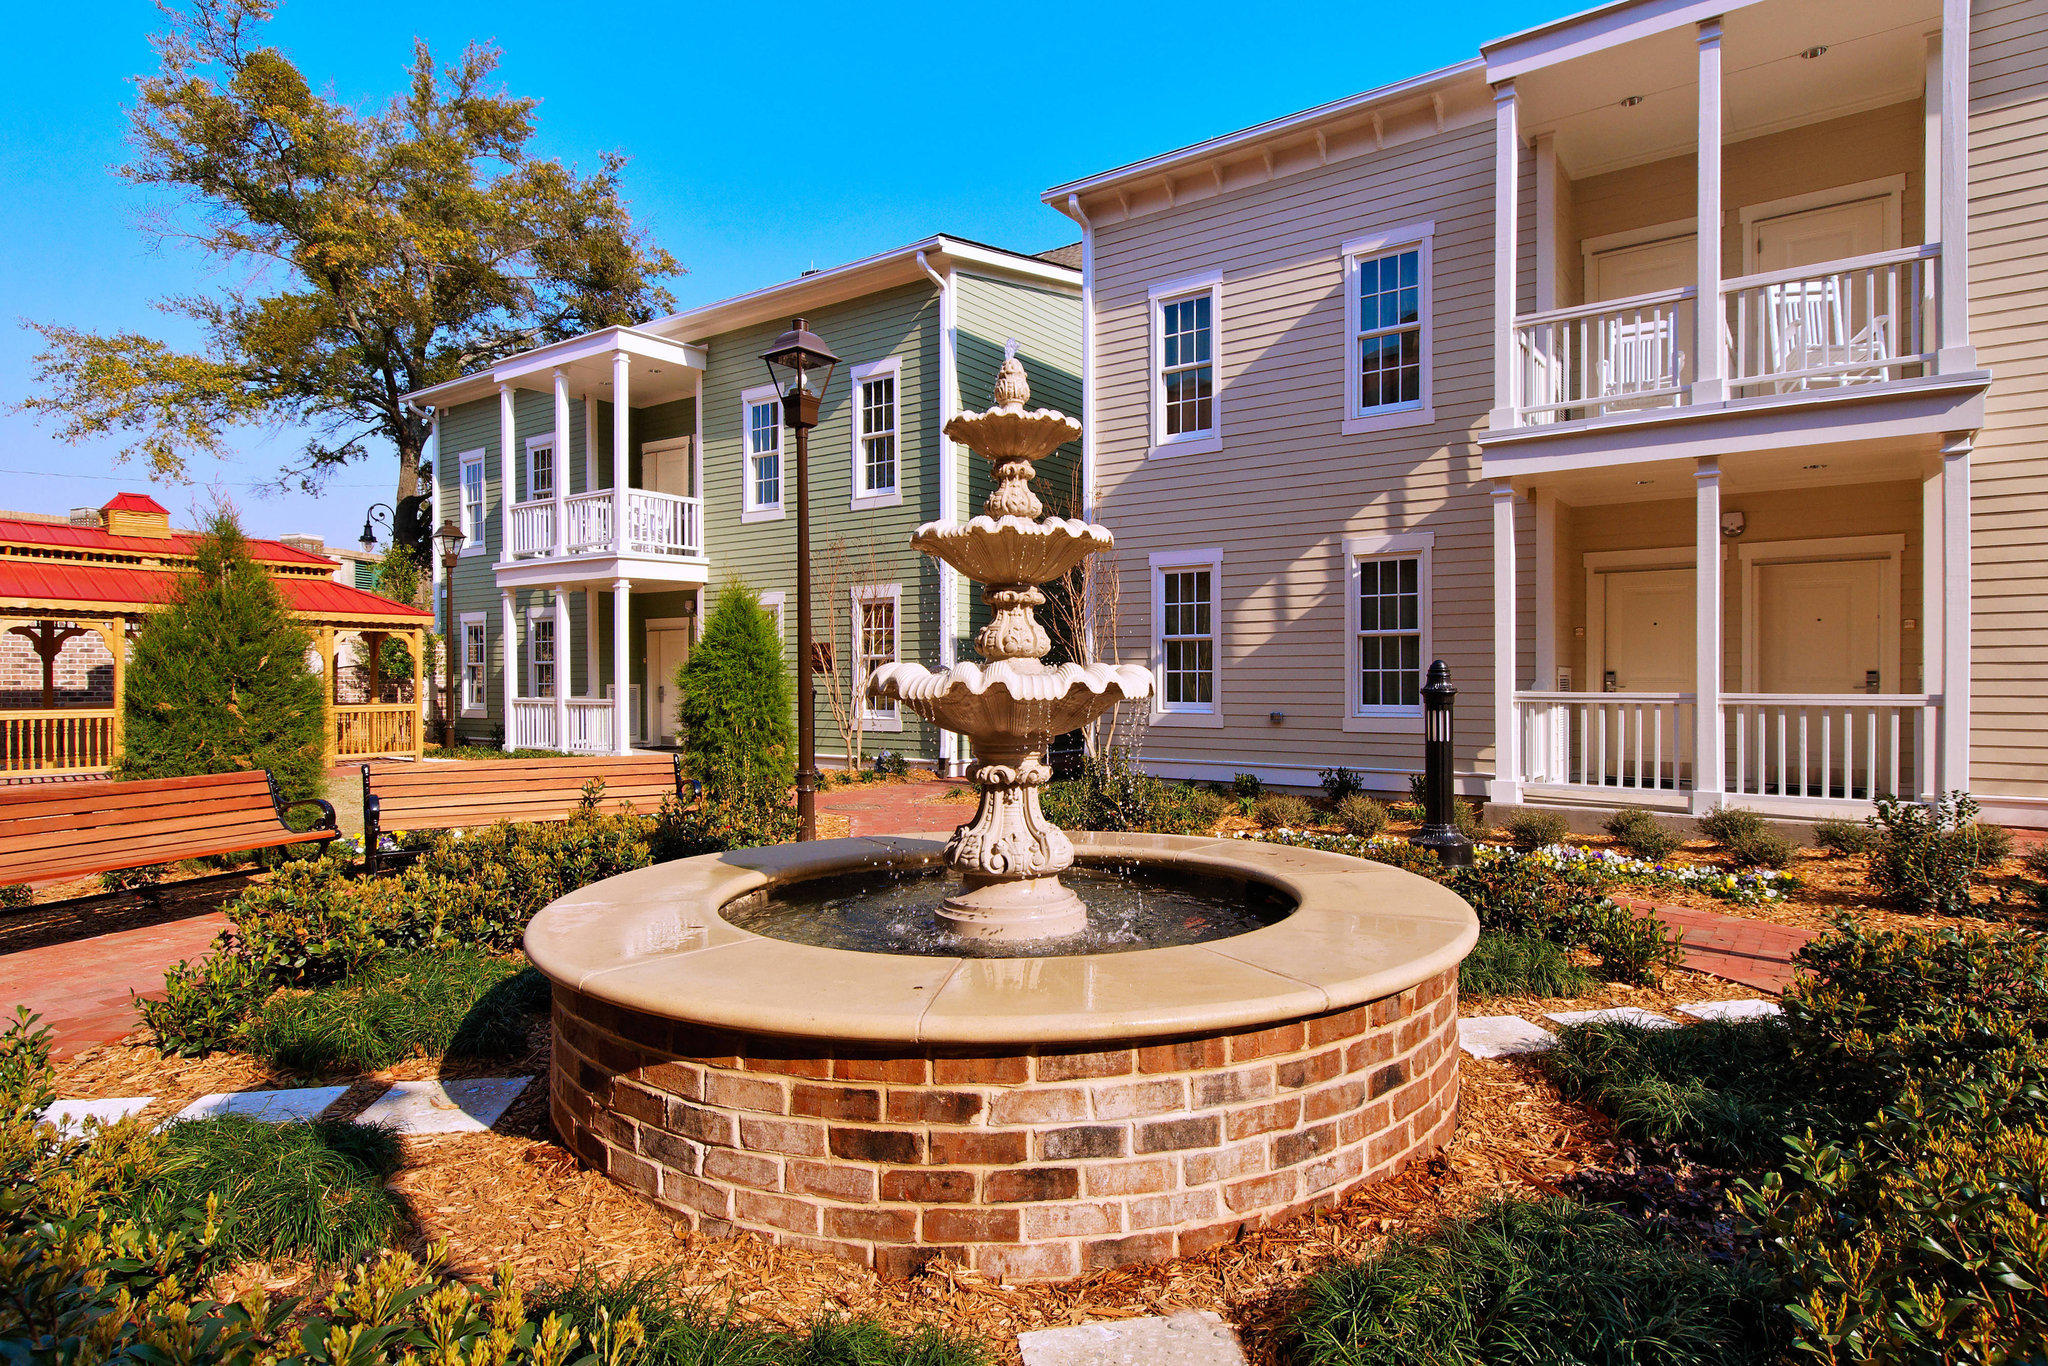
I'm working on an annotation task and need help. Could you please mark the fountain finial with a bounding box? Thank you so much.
[994,339,1030,411]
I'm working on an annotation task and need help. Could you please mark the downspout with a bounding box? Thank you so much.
[917,248,965,777]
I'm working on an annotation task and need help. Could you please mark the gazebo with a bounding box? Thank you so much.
[0,494,432,779]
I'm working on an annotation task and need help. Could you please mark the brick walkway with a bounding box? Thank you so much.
[817,779,972,836]
[0,910,228,1059]
[1613,895,1814,993]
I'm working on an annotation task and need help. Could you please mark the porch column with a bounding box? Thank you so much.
[1921,460,1944,799]
[1692,459,1725,813]
[1939,432,1973,793]
[497,383,515,564]
[612,578,632,755]
[552,368,571,557]
[552,586,571,751]
[1693,18,1726,404]
[612,350,631,554]
[1490,482,1522,804]
[1937,0,1975,372]
[1488,81,1519,433]
[500,588,516,743]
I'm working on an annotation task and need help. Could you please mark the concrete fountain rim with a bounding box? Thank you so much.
[524,832,1479,1048]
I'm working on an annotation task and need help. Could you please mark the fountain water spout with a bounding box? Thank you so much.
[869,357,1151,940]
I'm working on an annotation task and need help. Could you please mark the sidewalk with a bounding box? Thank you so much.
[1613,895,1814,993]
[817,779,972,836]
[0,910,228,1058]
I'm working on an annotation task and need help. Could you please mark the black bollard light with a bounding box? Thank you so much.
[1412,660,1474,868]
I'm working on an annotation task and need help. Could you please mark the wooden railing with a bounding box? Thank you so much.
[1723,693,1935,803]
[1724,246,1938,396]
[564,700,615,753]
[0,708,118,777]
[333,702,418,759]
[508,698,555,750]
[508,499,555,558]
[509,489,703,560]
[564,492,613,554]
[1515,692,1696,796]
[1513,288,1696,424]
[624,490,702,556]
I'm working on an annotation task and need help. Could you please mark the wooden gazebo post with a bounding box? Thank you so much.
[406,629,425,759]
[316,627,338,770]
[89,618,127,768]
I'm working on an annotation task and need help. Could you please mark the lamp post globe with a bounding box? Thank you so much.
[760,318,840,841]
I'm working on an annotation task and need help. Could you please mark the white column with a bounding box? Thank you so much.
[552,586,571,751]
[1939,433,1973,793]
[1692,459,1725,813]
[584,589,599,699]
[496,384,515,564]
[612,578,632,755]
[500,588,516,740]
[1490,482,1522,804]
[1489,81,1520,432]
[552,367,570,557]
[1694,18,1726,404]
[611,350,631,555]
[1921,461,1945,800]
[1937,0,1974,371]
[1533,135,1558,313]
[582,394,596,490]
[1533,489,1557,690]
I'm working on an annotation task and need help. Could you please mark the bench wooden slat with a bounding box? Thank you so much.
[360,754,686,872]
[0,774,275,822]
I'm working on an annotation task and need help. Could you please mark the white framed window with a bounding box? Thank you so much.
[852,584,901,731]
[740,384,784,522]
[527,611,556,698]
[1343,533,1433,731]
[525,434,555,503]
[459,612,487,716]
[1342,222,1434,435]
[759,591,786,651]
[457,449,486,550]
[849,357,902,509]
[1148,272,1224,456]
[1150,550,1222,725]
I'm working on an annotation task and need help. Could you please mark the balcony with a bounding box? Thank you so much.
[507,489,704,563]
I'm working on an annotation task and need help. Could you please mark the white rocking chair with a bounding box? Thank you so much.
[1597,315,1686,412]
[1764,277,1893,391]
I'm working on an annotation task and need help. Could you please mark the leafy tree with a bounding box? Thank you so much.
[118,509,327,806]
[677,582,793,795]
[19,0,678,552]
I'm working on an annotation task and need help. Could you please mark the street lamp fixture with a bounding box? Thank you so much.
[435,517,465,749]
[359,503,396,554]
[761,317,841,841]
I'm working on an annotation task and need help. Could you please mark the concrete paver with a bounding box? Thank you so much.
[1544,1006,1678,1029]
[355,1077,528,1135]
[175,1086,351,1124]
[1457,1015,1559,1058]
[1019,1312,1248,1366]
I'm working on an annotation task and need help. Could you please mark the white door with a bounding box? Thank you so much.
[645,441,691,497]
[1588,233,1695,302]
[1586,235,1696,410]
[1747,198,1891,275]
[1754,559,1887,695]
[646,629,691,746]
[1597,567,1696,788]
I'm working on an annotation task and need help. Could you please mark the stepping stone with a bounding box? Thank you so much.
[354,1077,529,1135]
[1545,1006,1679,1029]
[39,1097,153,1139]
[1457,1016,1558,1058]
[1674,998,1784,1023]
[174,1086,350,1124]
[1020,1311,1247,1366]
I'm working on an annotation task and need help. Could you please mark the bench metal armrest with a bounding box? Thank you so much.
[280,796,340,832]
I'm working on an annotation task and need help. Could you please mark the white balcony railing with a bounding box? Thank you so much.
[508,697,555,749]
[1723,693,1935,803]
[509,489,703,561]
[1514,288,1697,425]
[1724,245,1938,397]
[565,699,615,753]
[1516,692,1697,796]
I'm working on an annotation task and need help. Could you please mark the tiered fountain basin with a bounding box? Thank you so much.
[527,833,1477,1282]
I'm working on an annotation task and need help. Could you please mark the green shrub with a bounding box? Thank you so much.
[1978,820,2015,867]
[245,950,544,1072]
[1041,748,1226,835]
[139,949,270,1055]
[1504,810,1570,852]
[1583,901,1683,985]
[1865,792,2004,916]
[651,780,799,858]
[1407,773,1427,806]
[871,749,908,777]
[1355,840,1443,877]
[116,511,326,809]
[1231,772,1262,799]
[1723,827,1797,870]
[1285,1198,1782,1366]
[1334,794,1389,838]
[1455,799,1487,840]
[128,1115,405,1266]
[1812,817,1872,856]
[1447,854,1614,940]
[1389,800,1423,822]
[1459,933,1592,999]
[1696,805,1766,846]
[1319,766,1366,802]
[99,862,170,895]
[680,580,795,795]
[1605,806,1682,862]
[1254,793,1317,829]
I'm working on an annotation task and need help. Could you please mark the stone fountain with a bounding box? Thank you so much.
[869,352,1150,942]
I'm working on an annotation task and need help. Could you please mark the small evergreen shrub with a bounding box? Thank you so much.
[244,951,545,1072]
[1459,933,1592,999]
[1504,810,1570,852]
[678,580,794,795]
[1389,800,1424,822]
[1254,793,1316,829]
[650,780,799,858]
[0,884,29,909]
[1334,794,1389,837]
[1356,841,1443,877]
[1978,820,2016,867]
[1605,806,1682,862]
[1813,817,1872,856]
[1865,792,2002,916]
[1040,748,1227,835]
[1583,901,1683,984]
[1696,804,1766,846]
[1723,827,1797,870]
[1407,773,1428,806]
[139,950,270,1056]
[1231,772,1262,799]
[98,863,169,895]
[871,748,908,777]
[1319,766,1367,802]
[1455,799,1487,840]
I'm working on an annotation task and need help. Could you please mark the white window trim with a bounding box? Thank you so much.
[1148,271,1224,458]
[1343,532,1434,732]
[456,448,488,556]
[1342,222,1435,435]
[740,383,785,523]
[851,584,903,732]
[458,612,487,716]
[758,591,786,651]
[523,433,557,504]
[524,605,557,699]
[848,356,904,510]
[1149,549,1224,727]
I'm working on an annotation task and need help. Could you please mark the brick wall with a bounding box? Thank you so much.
[0,631,114,708]
[550,968,1460,1281]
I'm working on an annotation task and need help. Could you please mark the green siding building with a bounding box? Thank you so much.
[406,236,1081,773]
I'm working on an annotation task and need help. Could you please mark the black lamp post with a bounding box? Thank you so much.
[435,518,465,749]
[1412,660,1474,868]
[359,504,395,555]
[761,317,840,841]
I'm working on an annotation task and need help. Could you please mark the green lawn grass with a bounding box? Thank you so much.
[244,949,547,1072]
[1458,932,1593,999]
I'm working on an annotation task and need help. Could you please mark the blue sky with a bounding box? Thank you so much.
[0,0,1527,552]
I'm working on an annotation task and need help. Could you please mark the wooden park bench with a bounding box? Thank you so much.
[0,770,339,894]
[361,752,692,873]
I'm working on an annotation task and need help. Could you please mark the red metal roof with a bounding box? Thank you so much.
[0,516,335,567]
[0,559,429,621]
[101,492,169,514]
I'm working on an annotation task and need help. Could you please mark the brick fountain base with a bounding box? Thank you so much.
[527,833,1476,1281]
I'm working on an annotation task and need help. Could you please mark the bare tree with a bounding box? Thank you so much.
[1041,468,1136,757]
[816,536,889,773]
